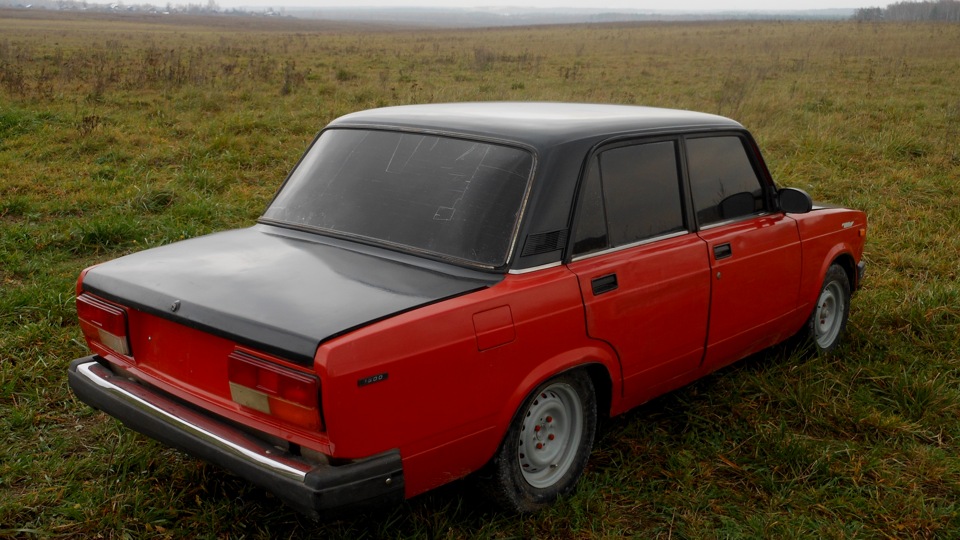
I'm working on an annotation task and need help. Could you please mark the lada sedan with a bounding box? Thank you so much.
[68,102,867,517]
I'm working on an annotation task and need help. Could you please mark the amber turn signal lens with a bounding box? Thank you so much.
[227,351,323,431]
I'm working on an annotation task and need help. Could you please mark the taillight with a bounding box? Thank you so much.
[77,293,131,356]
[227,351,323,431]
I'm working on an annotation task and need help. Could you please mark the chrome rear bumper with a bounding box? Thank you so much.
[68,356,403,518]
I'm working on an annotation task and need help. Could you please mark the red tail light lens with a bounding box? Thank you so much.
[227,351,323,431]
[77,293,131,356]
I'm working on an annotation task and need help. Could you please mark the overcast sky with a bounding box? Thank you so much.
[226,0,884,10]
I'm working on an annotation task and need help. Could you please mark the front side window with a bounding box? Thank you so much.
[686,136,765,226]
[573,139,685,256]
[262,129,534,268]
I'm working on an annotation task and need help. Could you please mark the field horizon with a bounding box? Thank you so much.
[2,11,959,538]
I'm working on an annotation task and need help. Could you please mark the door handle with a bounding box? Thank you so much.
[591,274,618,295]
[714,243,732,260]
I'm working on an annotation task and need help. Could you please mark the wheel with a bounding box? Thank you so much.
[479,370,597,512]
[806,264,851,353]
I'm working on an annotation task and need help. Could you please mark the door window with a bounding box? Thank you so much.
[685,136,765,227]
[573,140,685,256]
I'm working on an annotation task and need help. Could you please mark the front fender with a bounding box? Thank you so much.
[795,208,867,310]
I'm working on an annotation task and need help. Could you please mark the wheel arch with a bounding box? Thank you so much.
[494,347,619,450]
[806,245,857,306]
[474,353,612,511]
[583,363,614,423]
[831,252,858,292]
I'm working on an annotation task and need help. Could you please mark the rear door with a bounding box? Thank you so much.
[567,138,711,410]
[683,134,803,370]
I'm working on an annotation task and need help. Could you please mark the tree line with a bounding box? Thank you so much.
[853,0,960,21]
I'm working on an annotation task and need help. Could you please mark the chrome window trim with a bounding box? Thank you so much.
[697,211,773,231]
[508,261,563,275]
[570,230,690,263]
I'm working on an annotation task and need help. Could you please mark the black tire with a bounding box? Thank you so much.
[480,370,597,513]
[806,264,851,353]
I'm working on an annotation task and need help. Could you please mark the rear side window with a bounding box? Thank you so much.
[573,140,685,256]
[686,136,765,226]
[571,160,608,255]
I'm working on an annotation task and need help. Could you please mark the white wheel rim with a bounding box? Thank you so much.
[815,281,845,348]
[517,382,583,489]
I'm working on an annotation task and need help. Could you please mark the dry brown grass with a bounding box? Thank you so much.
[2,12,959,538]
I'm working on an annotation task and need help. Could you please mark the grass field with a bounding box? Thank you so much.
[2,9,960,538]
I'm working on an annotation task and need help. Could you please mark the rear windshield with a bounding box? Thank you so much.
[262,129,534,268]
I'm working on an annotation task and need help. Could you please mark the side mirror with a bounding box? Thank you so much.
[778,187,813,214]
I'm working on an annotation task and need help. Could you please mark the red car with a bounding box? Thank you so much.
[69,103,866,517]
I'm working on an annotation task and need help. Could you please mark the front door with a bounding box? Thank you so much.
[684,135,802,370]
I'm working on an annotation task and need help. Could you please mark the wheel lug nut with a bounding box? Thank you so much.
[534,425,541,432]
[536,443,543,449]
[546,416,552,423]
[548,434,555,440]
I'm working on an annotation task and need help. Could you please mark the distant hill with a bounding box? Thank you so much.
[283,7,858,27]
[0,2,860,28]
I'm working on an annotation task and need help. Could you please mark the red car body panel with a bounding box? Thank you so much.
[795,207,868,304]
[77,207,864,501]
[84,304,337,453]
[568,233,711,412]
[698,213,804,371]
[315,266,620,497]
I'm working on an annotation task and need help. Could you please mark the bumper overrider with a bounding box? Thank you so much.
[68,356,404,518]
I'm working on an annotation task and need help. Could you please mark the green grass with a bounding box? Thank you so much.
[2,10,960,538]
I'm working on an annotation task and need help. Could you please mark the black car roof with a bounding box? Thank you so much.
[328,102,742,151]
[324,102,750,271]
